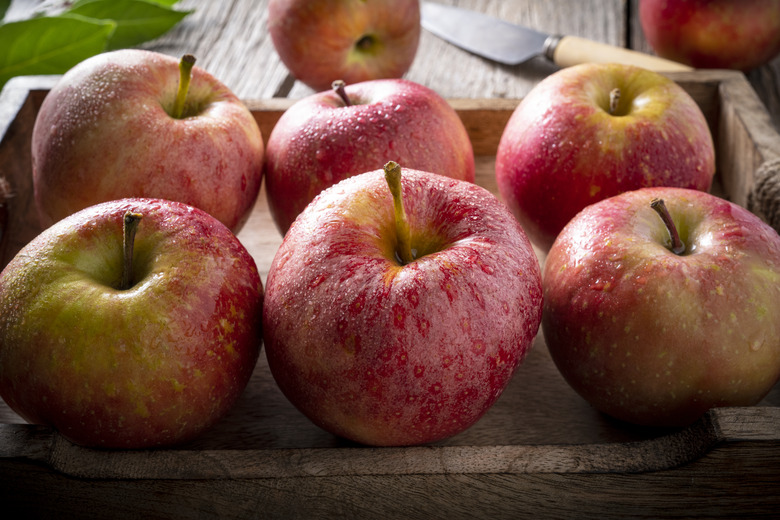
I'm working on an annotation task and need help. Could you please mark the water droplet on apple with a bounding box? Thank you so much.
[394,104,403,112]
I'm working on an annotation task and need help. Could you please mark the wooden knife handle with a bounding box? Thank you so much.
[549,35,693,72]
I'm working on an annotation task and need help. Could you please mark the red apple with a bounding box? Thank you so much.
[495,62,715,251]
[0,198,264,448]
[32,49,264,233]
[268,0,421,92]
[262,163,543,446]
[543,187,780,427]
[264,78,475,234]
[639,0,780,71]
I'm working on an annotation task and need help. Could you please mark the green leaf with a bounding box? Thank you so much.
[0,15,115,89]
[0,0,11,22]
[65,0,192,51]
[136,0,182,6]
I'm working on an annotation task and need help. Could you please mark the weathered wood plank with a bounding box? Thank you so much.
[2,437,779,520]
[131,0,626,100]
[1,408,772,481]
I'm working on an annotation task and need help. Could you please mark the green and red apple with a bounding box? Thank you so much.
[264,78,475,234]
[0,198,264,448]
[32,49,264,233]
[640,0,780,71]
[543,187,780,427]
[262,163,543,446]
[495,62,715,251]
[268,0,421,92]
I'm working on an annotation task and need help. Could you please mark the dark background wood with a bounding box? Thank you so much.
[138,0,780,126]
[9,0,776,125]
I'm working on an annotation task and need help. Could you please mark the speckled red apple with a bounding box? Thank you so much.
[268,0,421,92]
[32,49,264,233]
[262,163,543,446]
[496,63,715,251]
[543,187,780,427]
[264,78,475,234]
[0,198,264,448]
[640,0,780,71]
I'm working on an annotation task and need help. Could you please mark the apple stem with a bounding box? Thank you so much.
[121,211,143,290]
[609,88,621,115]
[384,161,414,265]
[650,198,685,255]
[332,80,352,106]
[172,54,196,119]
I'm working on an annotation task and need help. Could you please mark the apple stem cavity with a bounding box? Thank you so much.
[121,211,143,290]
[384,161,414,265]
[356,34,375,52]
[650,198,685,255]
[332,80,352,106]
[172,54,197,119]
[609,88,621,116]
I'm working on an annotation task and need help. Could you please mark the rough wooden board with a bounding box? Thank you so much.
[128,0,626,100]
[1,432,779,520]
[8,0,778,130]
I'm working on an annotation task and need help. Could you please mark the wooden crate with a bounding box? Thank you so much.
[1,71,779,519]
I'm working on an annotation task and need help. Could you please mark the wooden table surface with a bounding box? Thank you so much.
[2,1,780,518]
[137,0,780,128]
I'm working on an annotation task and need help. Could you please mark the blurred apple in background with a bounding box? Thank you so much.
[264,78,475,234]
[262,163,543,446]
[639,0,780,71]
[0,198,264,449]
[32,49,264,233]
[268,0,421,92]
[495,62,715,251]
[543,187,780,427]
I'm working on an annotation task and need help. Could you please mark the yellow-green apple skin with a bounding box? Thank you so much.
[640,0,780,71]
[262,168,543,446]
[0,199,264,448]
[32,49,264,233]
[264,78,475,234]
[268,0,420,92]
[543,187,780,427]
[495,63,715,251]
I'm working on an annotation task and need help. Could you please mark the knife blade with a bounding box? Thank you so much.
[421,2,691,72]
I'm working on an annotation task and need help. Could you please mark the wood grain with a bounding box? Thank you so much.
[135,0,627,100]
[10,0,778,128]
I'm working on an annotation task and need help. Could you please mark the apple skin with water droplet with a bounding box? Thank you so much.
[264,78,475,235]
[639,0,780,71]
[495,63,715,252]
[31,49,264,234]
[0,198,264,449]
[543,186,780,427]
[262,167,542,446]
[267,0,421,92]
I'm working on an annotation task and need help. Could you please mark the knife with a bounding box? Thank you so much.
[420,2,692,72]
